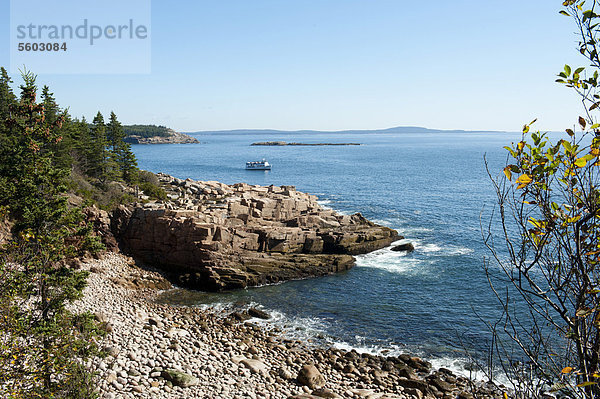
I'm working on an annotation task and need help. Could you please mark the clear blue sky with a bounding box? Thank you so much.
[0,0,587,132]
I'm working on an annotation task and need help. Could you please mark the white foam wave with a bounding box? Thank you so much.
[243,305,330,343]
[401,226,434,234]
[412,240,474,256]
[418,243,443,253]
[195,301,236,315]
[371,219,394,227]
[355,245,427,275]
[331,340,404,358]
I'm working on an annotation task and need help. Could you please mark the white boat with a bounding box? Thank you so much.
[246,159,271,170]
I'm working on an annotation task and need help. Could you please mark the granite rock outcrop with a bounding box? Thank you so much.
[112,174,399,291]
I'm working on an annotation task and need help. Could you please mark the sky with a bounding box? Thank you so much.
[0,0,589,132]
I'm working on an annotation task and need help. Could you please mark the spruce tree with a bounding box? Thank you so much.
[41,85,59,126]
[107,111,138,182]
[87,111,116,182]
[70,117,92,174]
[0,70,102,398]
[0,67,16,122]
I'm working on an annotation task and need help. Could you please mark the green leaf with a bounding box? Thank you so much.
[575,67,585,74]
[565,64,572,76]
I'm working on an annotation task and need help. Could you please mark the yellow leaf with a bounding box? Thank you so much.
[517,141,525,151]
[503,167,512,181]
[575,157,588,168]
[577,381,597,387]
[516,174,533,185]
[562,366,574,374]
[503,393,509,399]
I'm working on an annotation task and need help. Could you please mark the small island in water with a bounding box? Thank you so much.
[251,141,361,146]
[123,124,199,144]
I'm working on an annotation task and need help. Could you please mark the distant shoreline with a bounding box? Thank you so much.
[251,141,361,146]
[125,130,199,145]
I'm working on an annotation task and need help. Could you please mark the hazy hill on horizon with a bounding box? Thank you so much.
[183,126,511,135]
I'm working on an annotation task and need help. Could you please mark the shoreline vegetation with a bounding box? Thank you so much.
[123,126,199,145]
[251,141,361,146]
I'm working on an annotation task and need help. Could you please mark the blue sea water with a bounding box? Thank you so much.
[132,130,530,373]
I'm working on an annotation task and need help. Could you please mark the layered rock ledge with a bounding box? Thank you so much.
[112,174,399,291]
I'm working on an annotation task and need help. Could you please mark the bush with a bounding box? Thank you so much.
[139,181,167,201]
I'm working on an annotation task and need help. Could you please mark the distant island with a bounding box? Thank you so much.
[123,124,199,144]
[187,126,509,136]
[251,141,361,146]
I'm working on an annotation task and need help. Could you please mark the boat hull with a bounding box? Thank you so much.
[245,166,271,170]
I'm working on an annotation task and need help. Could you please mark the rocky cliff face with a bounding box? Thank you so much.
[112,174,399,291]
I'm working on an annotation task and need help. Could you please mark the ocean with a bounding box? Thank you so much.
[132,129,529,375]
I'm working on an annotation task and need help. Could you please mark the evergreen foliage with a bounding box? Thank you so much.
[122,124,170,138]
[0,70,104,398]
[0,67,167,397]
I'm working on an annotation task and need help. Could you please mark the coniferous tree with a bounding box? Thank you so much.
[41,87,75,171]
[107,111,138,182]
[41,85,59,126]
[70,117,92,174]
[0,70,102,398]
[0,67,16,122]
[87,111,116,182]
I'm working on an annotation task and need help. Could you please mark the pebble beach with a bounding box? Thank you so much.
[75,253,504,399]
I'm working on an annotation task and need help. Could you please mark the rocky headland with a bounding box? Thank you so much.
[125,130,199,145]
[251,142,361,146]
[112,174,398,291]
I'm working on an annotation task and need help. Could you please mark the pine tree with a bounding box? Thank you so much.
[87,111,116,182]
[0,67,16,122]
[0,70,102,398]
[41,86,75,171]
[107,111,138,182]
[70,117,92,174]
[41,85,59,126]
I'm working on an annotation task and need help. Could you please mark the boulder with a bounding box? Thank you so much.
[297,363,326,389]
[161,369,199,388]
[248,307,271,320]
[391,242,415,252]
[240,358,268,376]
